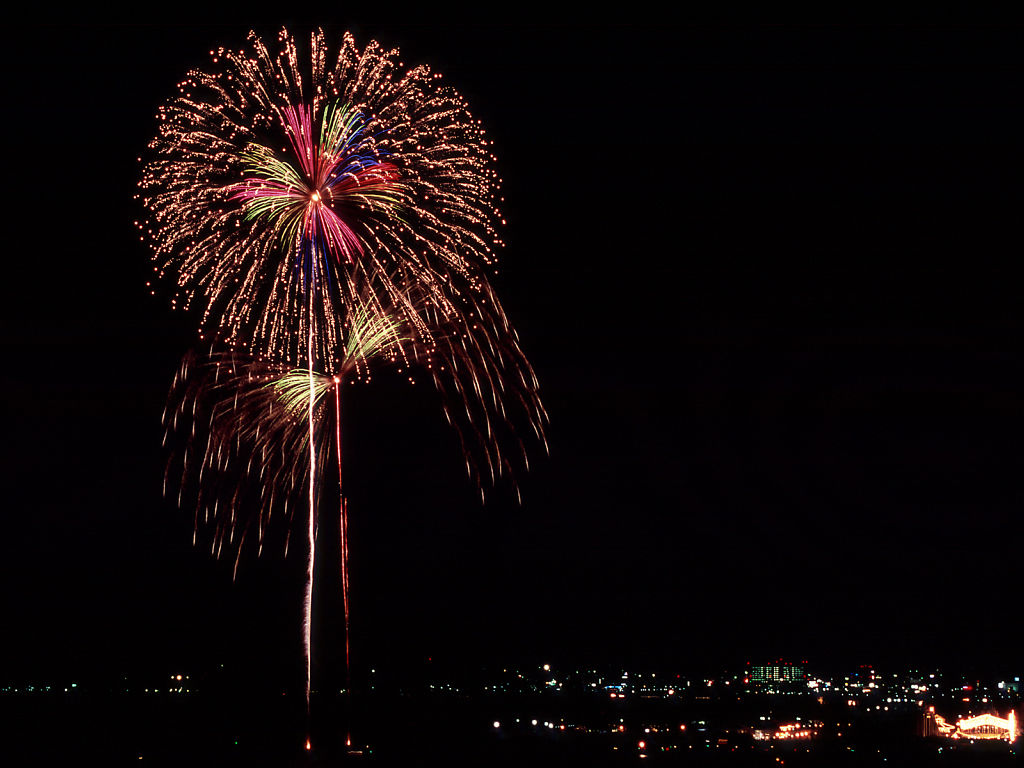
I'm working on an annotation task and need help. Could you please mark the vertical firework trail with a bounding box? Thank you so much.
[305,280,316,724]
[142,27,549,753]
[333,379,351,709]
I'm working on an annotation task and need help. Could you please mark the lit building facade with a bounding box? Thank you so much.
[749,660,808,690]
[920,707,1018,743]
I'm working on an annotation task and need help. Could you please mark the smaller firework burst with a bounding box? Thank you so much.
[164,271,547,569]
[163,277,419,571]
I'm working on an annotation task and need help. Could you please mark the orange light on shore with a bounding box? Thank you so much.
[956,711,1017,741]
[305,739,312,751]
[930,709,1018,742]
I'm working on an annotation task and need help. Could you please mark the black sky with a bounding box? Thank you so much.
[2,16,1022,688]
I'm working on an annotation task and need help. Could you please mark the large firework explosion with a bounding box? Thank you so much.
[137,27,510,370]
[140,27,547,750]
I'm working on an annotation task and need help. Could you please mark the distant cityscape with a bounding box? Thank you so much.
[3,659,1019,762]
[429,660,1021,756]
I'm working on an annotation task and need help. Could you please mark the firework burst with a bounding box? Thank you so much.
[163,278,418,564]
[143,26,547,750]
[137,27,509,371]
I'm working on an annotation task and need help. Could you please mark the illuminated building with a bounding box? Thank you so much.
[920,707,957,738]
[999,677,1021,694]
[846,664,878,693]
[957,712,1018,742]
[920,707,1018,743]
[752,721,822,741]
[749,660,808,689]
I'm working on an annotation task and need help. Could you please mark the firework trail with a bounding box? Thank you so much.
[142,27,548,749]
[164,279,420,716]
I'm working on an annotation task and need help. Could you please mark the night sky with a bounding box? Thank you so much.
[2,16,1022,689]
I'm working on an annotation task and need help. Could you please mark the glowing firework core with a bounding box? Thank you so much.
[229,102,403,270]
